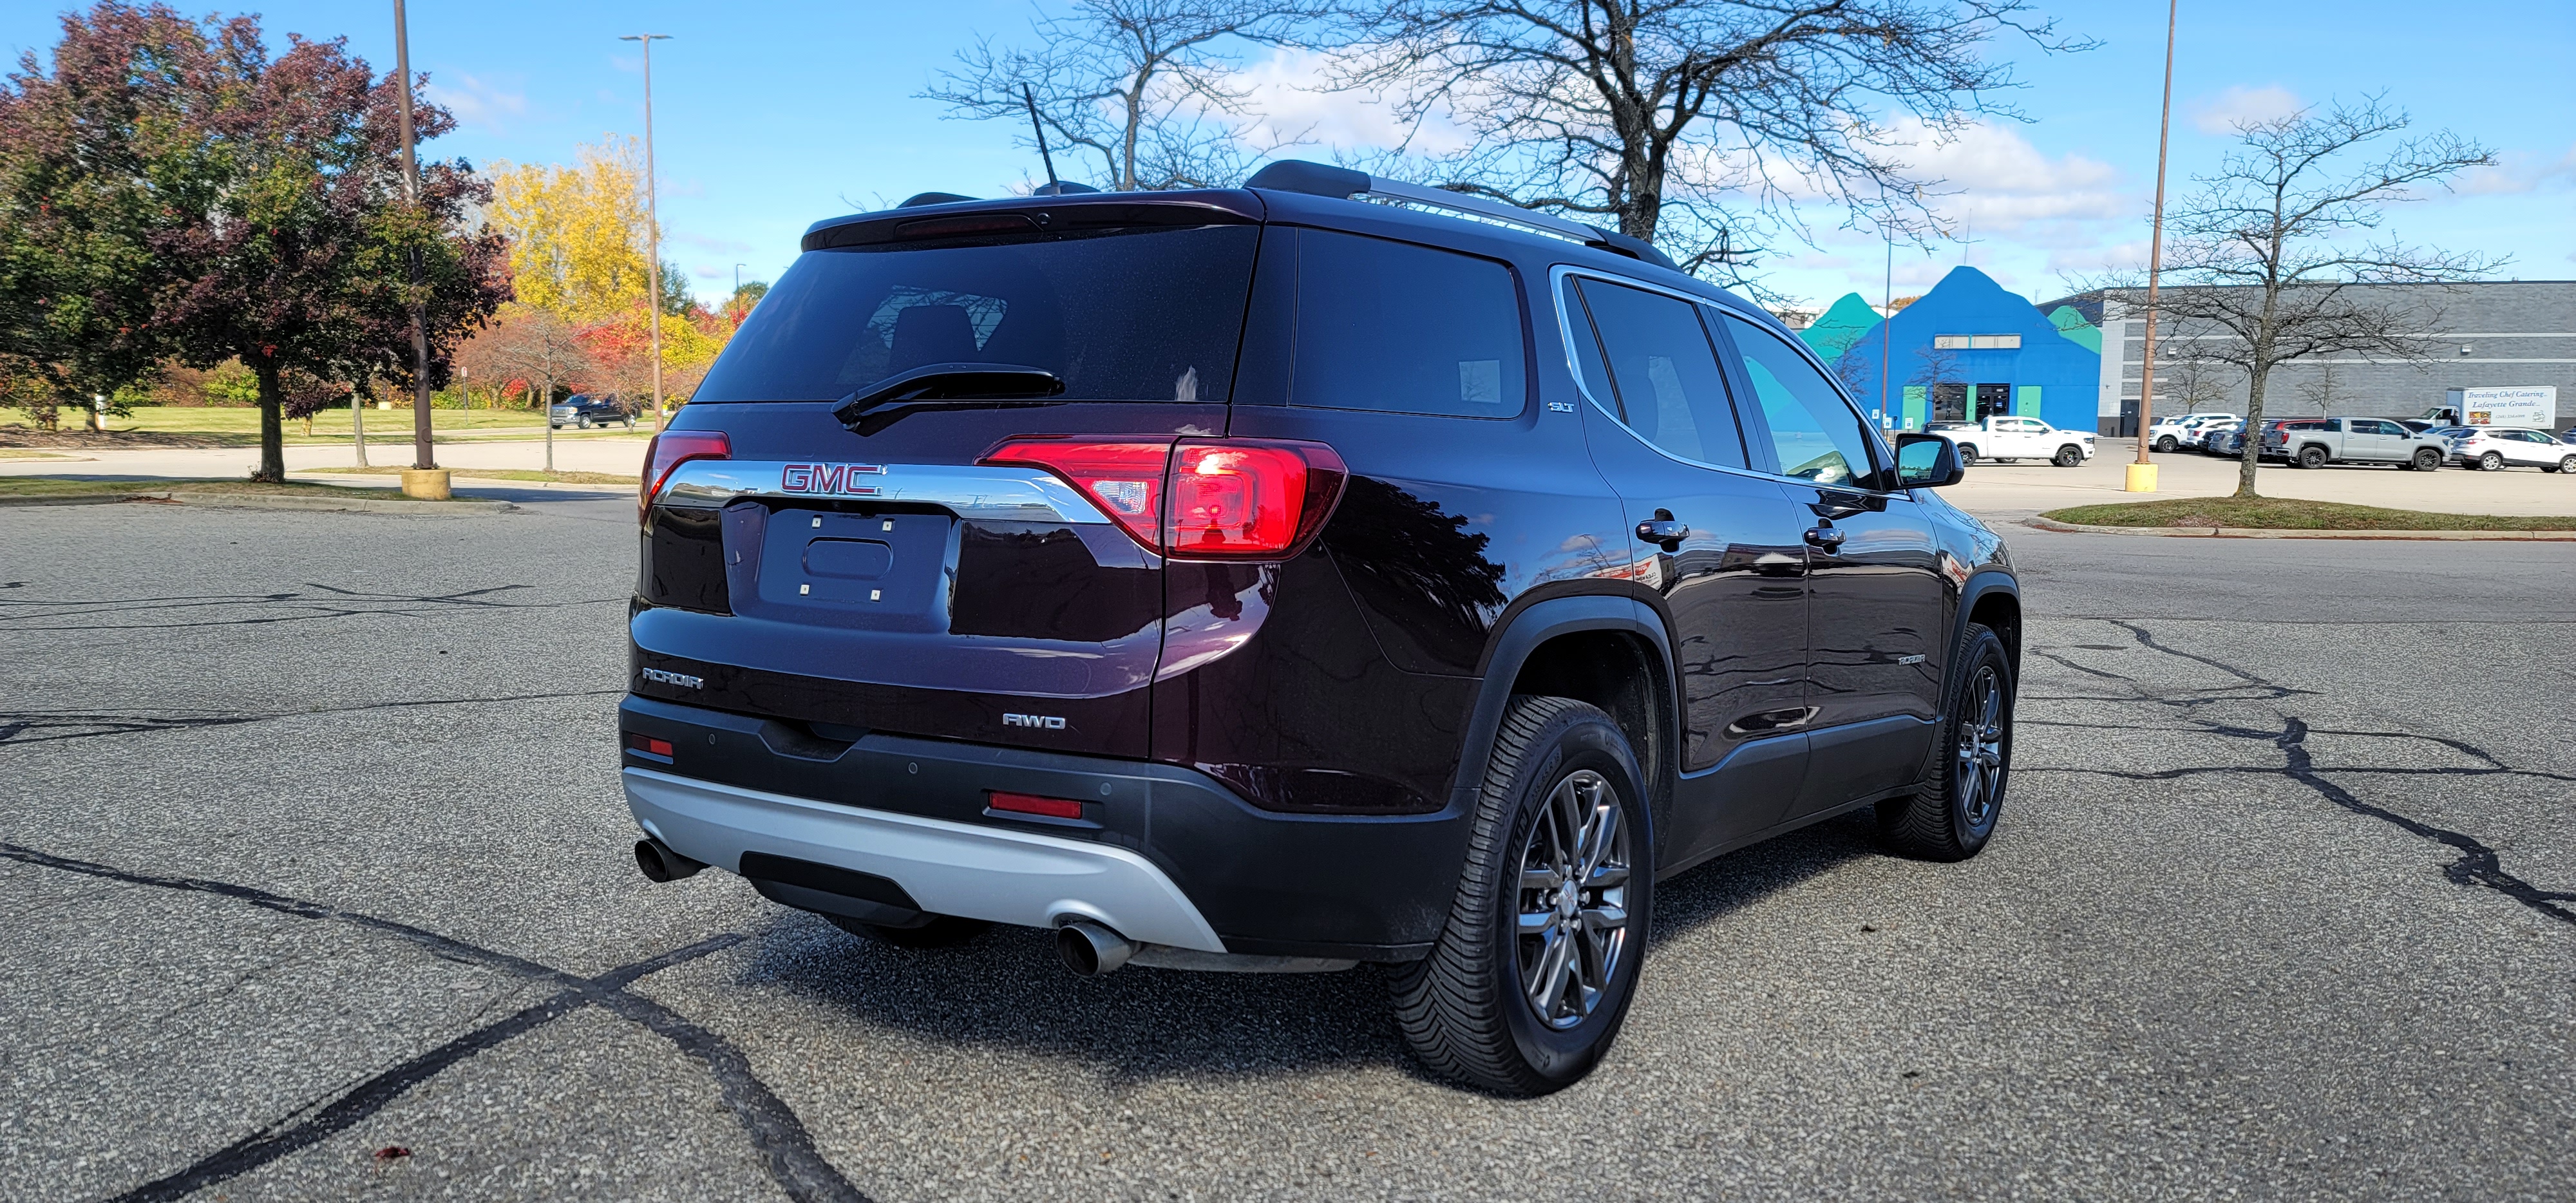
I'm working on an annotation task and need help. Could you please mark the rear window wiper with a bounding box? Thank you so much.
[831,363,1066,430]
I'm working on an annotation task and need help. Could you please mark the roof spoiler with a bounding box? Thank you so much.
[1244,160,1681,272]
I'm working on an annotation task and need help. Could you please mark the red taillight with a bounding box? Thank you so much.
[987,790,1084,819]
[640,430,731,523]
[980,439,1172,551]
[979,437,1345,560]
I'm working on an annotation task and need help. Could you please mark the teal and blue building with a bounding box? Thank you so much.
[1798,266,2103,434]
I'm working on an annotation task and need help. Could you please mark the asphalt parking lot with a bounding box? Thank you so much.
[4,493,2571,1201]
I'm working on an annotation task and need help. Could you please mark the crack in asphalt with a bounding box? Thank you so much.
[0,843,870,1203]
[0,690,624,748]
[2028,632,2576,929]
[0,583,624,632]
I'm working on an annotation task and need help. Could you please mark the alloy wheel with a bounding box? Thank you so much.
[1955,665,2006,829]
[2482,451,2504,471]
[1515,768,1631,1031]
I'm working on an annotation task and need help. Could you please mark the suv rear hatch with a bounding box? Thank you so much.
[632,193,1269,759]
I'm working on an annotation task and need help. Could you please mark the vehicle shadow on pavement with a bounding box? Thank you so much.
[1647,810,1880,940]
[723,812,1875,1088]
[734,913,1417,1085]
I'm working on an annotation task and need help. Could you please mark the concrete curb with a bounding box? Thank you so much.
[2024,516,2576,541]
[0,489,514,515]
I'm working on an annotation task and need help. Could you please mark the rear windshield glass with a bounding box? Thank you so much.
[693,225,1259,403]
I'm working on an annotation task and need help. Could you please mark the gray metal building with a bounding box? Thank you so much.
[2043,281,2576,435]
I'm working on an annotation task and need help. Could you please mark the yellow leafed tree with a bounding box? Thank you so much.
[486,139,653,323]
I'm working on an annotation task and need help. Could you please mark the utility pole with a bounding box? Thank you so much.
[2129,0,2180,494]
[1880,230,1895,431]
[393,0,443,498]
[621,33,672,429]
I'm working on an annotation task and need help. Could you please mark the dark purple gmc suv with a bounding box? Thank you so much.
[620,161,2019,1094]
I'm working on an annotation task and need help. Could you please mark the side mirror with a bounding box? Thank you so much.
[1894,431,1964,488]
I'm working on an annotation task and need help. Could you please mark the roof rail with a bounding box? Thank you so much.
[1244,160,1681,272]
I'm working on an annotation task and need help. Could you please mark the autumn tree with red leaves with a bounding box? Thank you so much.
[0,3,509,478]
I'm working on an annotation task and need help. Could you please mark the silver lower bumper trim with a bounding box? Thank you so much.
[623,767,1227,952]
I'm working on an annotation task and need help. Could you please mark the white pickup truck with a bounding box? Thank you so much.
[1924,415,2098,468]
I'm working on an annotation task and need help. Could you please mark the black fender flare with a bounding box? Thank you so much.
[1448,592,1679,843]
[1953,569,2022,679]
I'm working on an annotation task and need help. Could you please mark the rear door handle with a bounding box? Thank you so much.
[1634,511,1688,551]
[1803,526,1846,552]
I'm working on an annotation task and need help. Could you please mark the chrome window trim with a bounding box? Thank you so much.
[657,460,1115,525]
[1548,264,1905,495]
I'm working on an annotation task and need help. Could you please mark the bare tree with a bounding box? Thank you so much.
[2166,347,2239,416]
[925,0,1328,191]
[2127,96,2500,497]
[1327,1,2086,285]
[2293,357,2342,415]
[457,307,589,473]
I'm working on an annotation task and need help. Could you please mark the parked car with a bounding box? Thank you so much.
[2145,412,2239,453]
[2264,416,2448,470]
[550,393,633,429]
[618,161,2021,1095]
[2196,420,2246,456]
[1926,415,2096,466]
[2445,427,2576,473]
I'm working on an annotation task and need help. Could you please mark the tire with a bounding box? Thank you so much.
[1393,696,1652,1096]
[2052,445,2083,468]
[1878,623,2014,862]
[2553,456,2576,475]
[2297,445,2329,469]
[2480,451,2504,471]
[2155,435,2178,453]
[2412,448,2443,471]
[1956,444,1979,467]
[576,415,592,430]
[824,913,990,949]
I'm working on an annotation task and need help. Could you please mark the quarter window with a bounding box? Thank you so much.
[1719,313,1882,488]
[1288,229,1526,418]
[1566,278,1748,468]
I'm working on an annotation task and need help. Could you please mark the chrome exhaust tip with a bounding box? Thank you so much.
[1055,920,1136,976]
[634,838,706,883]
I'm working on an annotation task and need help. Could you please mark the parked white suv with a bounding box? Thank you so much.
[2445,427,2576,473]
[2146,412,2240,453]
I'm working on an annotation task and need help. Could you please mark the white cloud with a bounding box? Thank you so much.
[1224,48,1472,156]
[1895,120,2125,234]
[422,73,527,133]
[2191,84,2304,135]
[2455,144,2576,196]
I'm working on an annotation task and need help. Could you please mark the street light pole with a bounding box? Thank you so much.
[2128,0,2180,493]
[392,0,439,490]
[621,33,672,429]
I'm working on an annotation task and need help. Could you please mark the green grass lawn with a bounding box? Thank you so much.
[0,475,460,500]
[2045,496,2576,531]
[303,466,638,485]
[81,406,656,445]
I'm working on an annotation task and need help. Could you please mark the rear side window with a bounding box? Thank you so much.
[1567,278,1748,468]
[694,225,1258,403]
[1287,229,1526,418]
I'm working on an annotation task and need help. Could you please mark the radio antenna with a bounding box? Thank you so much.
[1021,82,1059,193]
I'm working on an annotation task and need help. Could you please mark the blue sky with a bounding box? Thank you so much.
[7,1,2570,310]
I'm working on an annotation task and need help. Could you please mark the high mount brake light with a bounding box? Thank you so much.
[640,431,731,524]
[978,437,1347,560]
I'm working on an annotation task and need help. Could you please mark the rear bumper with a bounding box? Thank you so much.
[618,694,1466,960]
[627,767,1229,951]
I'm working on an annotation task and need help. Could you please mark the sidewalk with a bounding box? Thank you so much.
[0,437,650,484]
